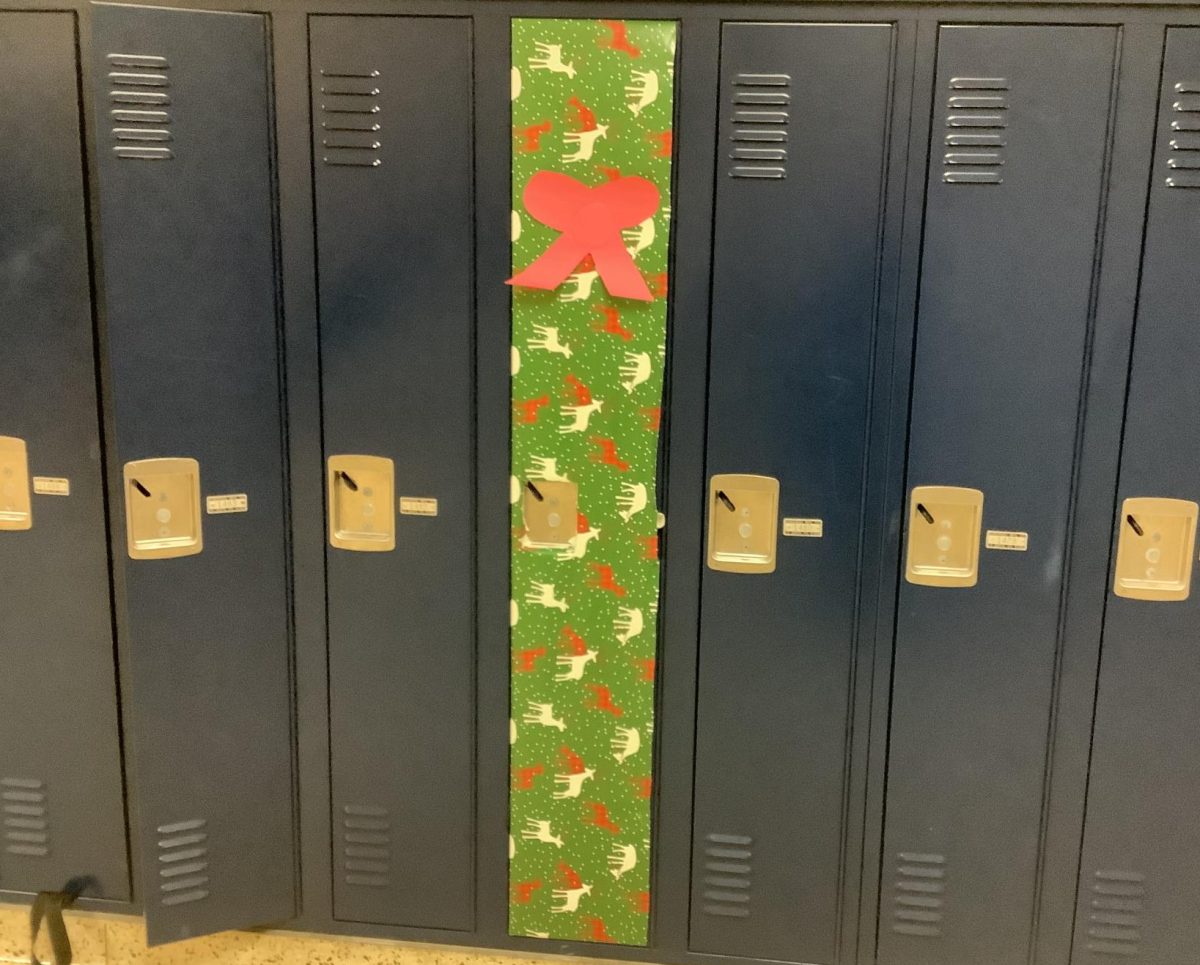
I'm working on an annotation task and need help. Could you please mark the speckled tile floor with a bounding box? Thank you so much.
[0,904,623,965]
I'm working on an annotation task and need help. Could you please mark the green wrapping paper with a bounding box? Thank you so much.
[508,17,676,946]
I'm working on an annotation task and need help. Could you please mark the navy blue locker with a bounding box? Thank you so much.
[0,11,128,901]
[691,22,895,963]
[309,15,476,930]
[91,3,295,943]
[880,26,1117,965]
[1073,28,1200,965]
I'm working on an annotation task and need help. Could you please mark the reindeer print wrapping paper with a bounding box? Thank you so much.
[508,18,675,946]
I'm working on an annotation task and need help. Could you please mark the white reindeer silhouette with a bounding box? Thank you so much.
[510,599,519,625]
[509,717,518,744]
[625,69,659,115]
[562,124,608,163]
[551,881,592,913]
[553,767,595,800]
[521,818,564,848]
[559,399,604,433]
[529,42,576,79]
[556,525,601,561]
[617,482,648,522]
[612,725,642,764]
[526,455,571,483]
[523,701,567,732]
[511,345,521,375]
[526,581,568,611]
[623,217,655,256]
[555,648,598,681]
[511,209,522,241]
[558,269,599,302]
[608,843,637,879]
[620,352,652,394]
[509,834,516,858]
[511,66,522,100]
[527,323,572,358]
[614,606,644,645]
[525,931,550,939]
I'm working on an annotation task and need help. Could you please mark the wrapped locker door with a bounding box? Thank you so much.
[91,3,295,944]
[309,15,475,930]
[690,22,896,964]
[0,11,128,901]
[879,26,1117,965]
[1073,28,1200,965]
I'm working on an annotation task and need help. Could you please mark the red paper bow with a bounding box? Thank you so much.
[508,171,660,302]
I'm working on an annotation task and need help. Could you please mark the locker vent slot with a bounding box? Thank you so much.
[1086,870,1144,957]
[943,77,1008,184]
[700,832,752,918]
[107,53,173,161]
[1166,81,1200,188]
[156,818,210,907]
[728,72,789,180]
[892,852,946,937]
[319,68,382,168]
[2,778,49,858]
[342,804,392,887]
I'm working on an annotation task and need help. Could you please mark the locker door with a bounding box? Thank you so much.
[310,16,475,930]
[92,4,294,944]
[0,12,128,900]
[691,22,895,963]
[1073,29,1200,965]
[880,26,1116,965]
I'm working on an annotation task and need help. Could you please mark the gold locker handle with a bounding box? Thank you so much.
[905,485,984,588]
[1113,497,1198,601]
[327,454,395,552]
[123,457,203,560]
[706,474,779,574]
[0,436,32,531]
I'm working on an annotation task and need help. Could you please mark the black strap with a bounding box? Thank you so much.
[30,877,92,965]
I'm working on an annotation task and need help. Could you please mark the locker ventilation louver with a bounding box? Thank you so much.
[342,804,392,888]
[1085,869,1144,957]
[107,53,173,161]
[892,852,946,937]
[728,73,789,180]
[2,778,49,858]
[156,818,210,907]
[1166,81,1200,189]
[319,68,382,168]
[943,77,1008,184]
[699,832,752,918]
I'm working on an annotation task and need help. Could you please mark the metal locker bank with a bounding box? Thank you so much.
[3,3,1200,965]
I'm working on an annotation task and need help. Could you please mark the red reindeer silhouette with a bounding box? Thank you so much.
[631,775,652,799]
[641,406,662,431]
[583,801,622,834]
[585,683,625,717]
[600,20,641,57]
[558,862,584,890]
[567,95,597,132]
[630,890,651,915]
[649,129,673,158]
[582,917,616,943]
[564,374,593,405]
[559,624,589,656]
[577,512,592,533]
[514,647,547,672]
[514,120,552,152]
[639,535,659,560]
[559,745,588,775]
[588,564,628,597]
[649,272,669,298]
[513,394,549,424]
[592,304,634,341]
[590,437,630,473]
[512,764,544,790]
[635,657,656,682]
[596,165,623,182]
[512,879,543,903]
